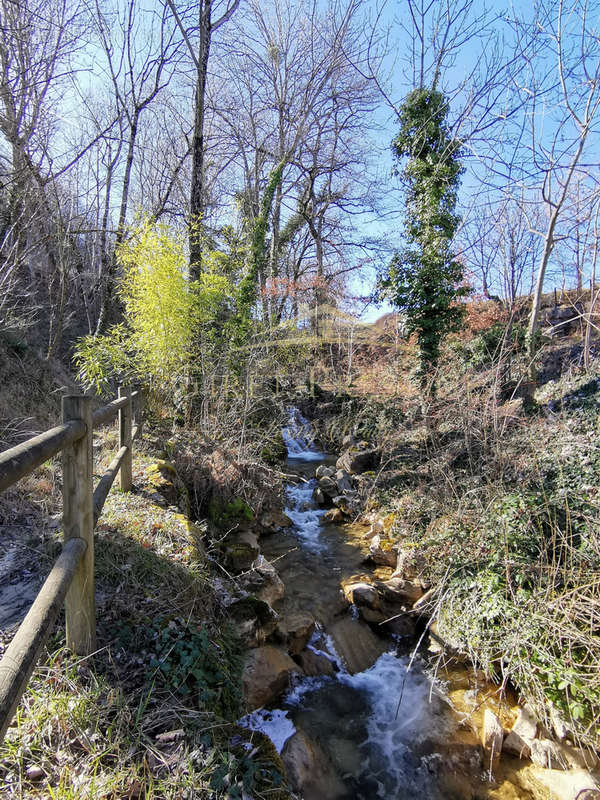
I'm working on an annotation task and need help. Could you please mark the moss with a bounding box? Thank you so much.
[209,497,254,529]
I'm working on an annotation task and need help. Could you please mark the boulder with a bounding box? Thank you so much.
[331,495,355,515]
[341,434,356,448]
[281,730,346,800]
[381,612,417,637]
[323,507,345,523]
[343,581,380,609]
[318,476,338,497]
[394,546,428,581]
[503,706,537,758]
[242,646,302,710]
[335,469,354,494]
[329,617,387,674]
[336,447,380,475]
[381,576,425,605]
[530,738,570,770]
[315,465,335,480]
[276,612,316,655]
[296,649,336,677]
[228,595,278,647]
[239,555,285,607]
[259,510,293,535]
[224,529,259,573]
[368,535,397,567]
[313,487,326,505]
[531,769,600,800]
[482,709,504,765]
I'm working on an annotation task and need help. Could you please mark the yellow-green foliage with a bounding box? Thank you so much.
[74,219,231,396]
[118,220,230,385]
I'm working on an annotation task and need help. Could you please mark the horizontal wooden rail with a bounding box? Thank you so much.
[0,420,86,493]
[92,396,129,428]
[0,538,87,741]
[93,445,129,526]
[0,385,144,744]
[93,391,140,429]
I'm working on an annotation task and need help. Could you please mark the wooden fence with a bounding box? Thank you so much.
[0,387,143,741]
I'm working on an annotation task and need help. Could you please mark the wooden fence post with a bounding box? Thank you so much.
[62,395,95,655]
[119,386,132,492]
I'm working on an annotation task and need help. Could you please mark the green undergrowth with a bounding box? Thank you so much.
[372,368,600,749]
[0,435,289,799]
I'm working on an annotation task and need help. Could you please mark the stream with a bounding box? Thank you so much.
[239,409,498,800]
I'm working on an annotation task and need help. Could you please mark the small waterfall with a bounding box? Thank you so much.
[281,407,324,461]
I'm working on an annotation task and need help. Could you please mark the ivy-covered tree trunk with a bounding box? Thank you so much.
[378,88,468,391]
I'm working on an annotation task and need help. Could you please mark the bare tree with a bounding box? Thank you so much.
[515,0,600,382]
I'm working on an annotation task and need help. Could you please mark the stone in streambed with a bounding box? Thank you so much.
[238,555,285,607]
[380,576,425,604]
[242,645,302,710]
[482,709,504,766]
[296,649,336,677]
[335,469,354,494]
[276,611,315,655]
[281,729,346,800]
[329,617,387,674]
[318,476,337,497]
[368,534,397,567]
[503,706,537,758]
[315,465,335,480]
[259,509,293,534]
[313,486,326,505]
[323,507,345,523]
[343,581,380,610]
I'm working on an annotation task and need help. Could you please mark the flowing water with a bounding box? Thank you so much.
[240,409,543,800]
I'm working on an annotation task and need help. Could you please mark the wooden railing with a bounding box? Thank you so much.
[0,387,143,741]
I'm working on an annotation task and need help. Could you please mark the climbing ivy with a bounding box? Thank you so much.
[378,88,468,388]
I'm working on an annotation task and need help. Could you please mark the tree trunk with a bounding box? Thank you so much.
[189,1,211,279]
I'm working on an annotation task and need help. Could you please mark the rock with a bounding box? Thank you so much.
[530,738,570,770]
[318,476,338,497]
[329,617,387,674]
[313,487,326,505]
[531,769,600,800]
[335,469,354,494]
[331,495,355,515]
[296,649,336,677]
[323,507,345,523]
[381,576,425,604]
[336,447,380,474]
[343,581,380,609]
[368,535,397,567]
[276,612,315,655]
[224,529,259,573]
[394,546,428,581]
[259,510,293,535]
[381,612,417,637]
[358,606,387,625]
[315,465,335,480]
[242,646,302,710]
[281,730,346,800]
[482,709,504,764]
[239,555,285,607]
[503,706,537,758]
[25,765,46,781]
[412,586,437,612]
[550,704,569,741]
[228,595,278,647]
[341,434,356,448]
